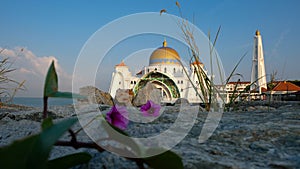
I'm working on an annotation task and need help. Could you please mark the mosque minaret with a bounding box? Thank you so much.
[250,30,267,94]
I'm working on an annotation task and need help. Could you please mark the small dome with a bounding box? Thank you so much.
[149,40,181,66]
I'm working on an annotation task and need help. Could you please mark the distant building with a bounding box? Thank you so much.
[109,40,209,104]
[224,30,269,103]
[265,81,300,101]
[250,30,267,98]
[225,81,251,102]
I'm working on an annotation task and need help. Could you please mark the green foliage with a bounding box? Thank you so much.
[225,52,247,85]
[1,56,183,169]
[175,4,225,111]
[49,91,84,98]
[41,117,54,130]
[42,60,182,168]
[143,148,184,169]
[44,60,84,99]
[84,114,184,168]
[44,61,58,97]
[0,118,91,169]
[102,120,142,157]
[47,152,92,169]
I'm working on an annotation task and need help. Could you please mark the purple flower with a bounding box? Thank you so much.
[106,105,129,130]
[140,100,161,117]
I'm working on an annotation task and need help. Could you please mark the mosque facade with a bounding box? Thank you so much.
[109,40,207,104]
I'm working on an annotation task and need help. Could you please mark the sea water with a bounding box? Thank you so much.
[7,97,74,108]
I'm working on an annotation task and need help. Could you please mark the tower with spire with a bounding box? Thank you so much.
[250,30,267,96]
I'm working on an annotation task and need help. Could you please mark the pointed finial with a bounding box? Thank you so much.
[255,29,261,36]
[163,38,167,47]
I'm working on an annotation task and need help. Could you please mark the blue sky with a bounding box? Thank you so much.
[0,0,299,97]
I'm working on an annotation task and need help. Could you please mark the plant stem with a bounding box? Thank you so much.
[55,141,105,152]
[43,96,48,119]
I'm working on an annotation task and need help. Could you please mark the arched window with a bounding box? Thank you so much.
[164,67,167,73]
[173,68,176,73]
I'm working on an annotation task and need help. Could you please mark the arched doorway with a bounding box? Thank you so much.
[133,72,180,102]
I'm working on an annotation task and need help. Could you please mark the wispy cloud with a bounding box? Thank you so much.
[269,29,290,58]
[265,29,290,80]
[0,47,72,97]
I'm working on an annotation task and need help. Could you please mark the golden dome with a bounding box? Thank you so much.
[149,40,181,66]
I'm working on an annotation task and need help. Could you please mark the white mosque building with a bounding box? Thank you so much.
[109,40,207,104]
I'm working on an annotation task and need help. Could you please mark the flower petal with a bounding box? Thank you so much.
[140,100,161,117]
[152,104,161,117]
[140,100,151,112]
[106,105,129,130]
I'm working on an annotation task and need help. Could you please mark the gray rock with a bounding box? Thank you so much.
[0,112,8,120]
[0,119,40,146]
[268,161,297,169]
[132,82,161,106]
[79,86,113,106]
[114,89,134,106]
[174,98,190,106]
[1,102,300,169]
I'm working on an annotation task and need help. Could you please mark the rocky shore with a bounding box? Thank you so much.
[0,101,299,169]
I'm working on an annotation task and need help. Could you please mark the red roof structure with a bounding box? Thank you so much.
[115,61,127,67]
[272,81,300,91]
[261,87,267,92]
[190,60,203,65]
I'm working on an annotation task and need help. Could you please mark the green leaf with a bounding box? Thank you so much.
[47,152,92,169]
[49,91,86,99]
[41,117,53,130]
[107,122,129,136]
[44,60,58,97]
[0,135,39,169]
[0,118,77,169]
[43,60,86,99]
[225,52,248,84]
[102,121,141,157]
[29,118,77,167]
[143,149,183,169]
